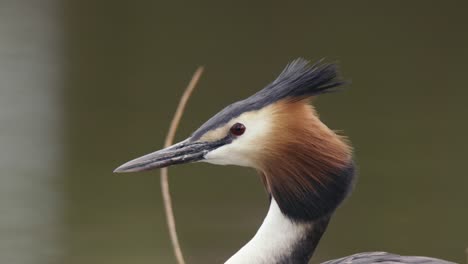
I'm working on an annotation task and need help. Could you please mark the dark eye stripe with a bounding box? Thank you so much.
[230,123,246,136]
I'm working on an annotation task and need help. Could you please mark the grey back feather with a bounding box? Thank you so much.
[321,252,456,264]
[191,58,345,140]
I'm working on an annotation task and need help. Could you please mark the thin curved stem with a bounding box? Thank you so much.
[160,67,204,264]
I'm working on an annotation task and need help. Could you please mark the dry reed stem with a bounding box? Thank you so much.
[161,67,204,264]
[465,247,467,264]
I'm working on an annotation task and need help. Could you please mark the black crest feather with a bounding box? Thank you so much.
[191,58,345,140]
[265,58,345,100]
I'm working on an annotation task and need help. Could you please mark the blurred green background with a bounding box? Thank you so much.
[0,1,466,263]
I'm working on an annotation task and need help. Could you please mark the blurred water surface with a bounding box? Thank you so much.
[1,1,467,264]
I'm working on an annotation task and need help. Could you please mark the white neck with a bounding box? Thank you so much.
[225,199,317,264]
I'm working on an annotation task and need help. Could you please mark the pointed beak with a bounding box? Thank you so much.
[113,138,227,173]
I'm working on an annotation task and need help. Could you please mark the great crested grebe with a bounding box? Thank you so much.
[115,59,454,264]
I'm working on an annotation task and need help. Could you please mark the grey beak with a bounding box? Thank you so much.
[113,138,227,173]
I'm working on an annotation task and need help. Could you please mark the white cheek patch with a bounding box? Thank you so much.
[204,146,251,167]
[204,141,254,167]
[203,106,274,168]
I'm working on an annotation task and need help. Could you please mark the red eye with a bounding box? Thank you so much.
[230,123,246,136]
